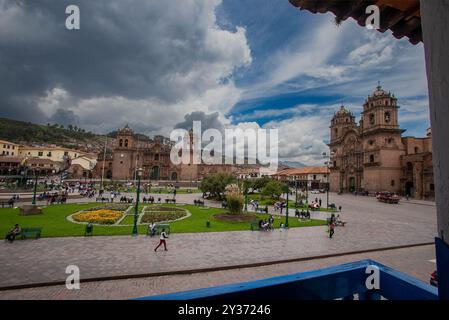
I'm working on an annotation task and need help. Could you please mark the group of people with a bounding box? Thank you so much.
[43,192,68,205]
[119,196,134,203]
[273,201,287,213]
[295,208,311,219]
[328,213,346,238]
[258,215,275,231]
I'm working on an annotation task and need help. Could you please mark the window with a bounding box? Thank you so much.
[119,139,123,147]
[391,180,395,187]
[11,152,14,156]
[385,112,391,123]
[47,152,52,157]
[369,155,375,163]
[369,114,375,125]
[38,152,43,157]
[154,154,160,161]
[125,139,129,147]
[64,151,69,156]
[369,140,375,146]
[430,184,435,191]
[414,147,419,154]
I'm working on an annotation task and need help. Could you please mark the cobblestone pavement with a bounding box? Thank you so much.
[0,192,437,289]
[0,244,436,300]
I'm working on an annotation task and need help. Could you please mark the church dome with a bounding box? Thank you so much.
[336,105,350,116]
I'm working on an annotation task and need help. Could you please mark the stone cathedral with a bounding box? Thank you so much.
[328,84,434,200]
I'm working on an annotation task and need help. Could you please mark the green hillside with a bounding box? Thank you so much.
[0,117,107,151]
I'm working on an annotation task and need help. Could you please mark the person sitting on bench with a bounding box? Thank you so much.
[261,220,269,231]
[8,198,14,208]
[295,208,300,218]
[6,224,21,243]
[335,214,346,226]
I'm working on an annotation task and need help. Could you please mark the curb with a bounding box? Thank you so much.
[0,242,434,292]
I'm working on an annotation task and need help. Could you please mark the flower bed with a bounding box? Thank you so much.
[72,209,123,225]
[143,205,185,212]
[83,204,130,212]
[141,206,187,223]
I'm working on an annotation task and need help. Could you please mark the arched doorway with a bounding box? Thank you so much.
[348,177,355,192]
[171,172,178,181]
[405,181,414,197]
[150,166,160,180]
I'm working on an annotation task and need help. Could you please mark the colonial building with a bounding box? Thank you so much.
[106,126,237,181]
[110,126,181,181]
[329,84,434,200]
[273,167,329,189]
[0,140,20,157]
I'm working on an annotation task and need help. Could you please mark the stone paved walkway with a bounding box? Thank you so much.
[0,192,437,288]
[0,245,436,300]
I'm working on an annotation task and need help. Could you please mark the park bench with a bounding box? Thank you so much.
[256,207,269,214]
[250,219,262,231]
[147,224,171,236]
[5,227,43,240]
[194,199,204,206]
[165,198,176,204]
[20,227,42,239]
[0,201,14,208]
[85,224,93,236]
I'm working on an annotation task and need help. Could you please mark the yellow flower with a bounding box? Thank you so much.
[73,209,123,225]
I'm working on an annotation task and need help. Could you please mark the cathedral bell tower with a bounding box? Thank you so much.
[329,105,357,143]
[361,82,400,133]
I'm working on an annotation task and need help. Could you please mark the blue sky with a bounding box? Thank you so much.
[0,0,430,166]
[211,0,430,164]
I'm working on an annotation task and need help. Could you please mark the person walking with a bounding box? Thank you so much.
[154,229,168,251]
[329,221,335,239]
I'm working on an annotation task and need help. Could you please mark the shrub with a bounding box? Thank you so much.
[226,193,244,215]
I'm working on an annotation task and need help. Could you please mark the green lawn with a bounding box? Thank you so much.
[0,203,326,238]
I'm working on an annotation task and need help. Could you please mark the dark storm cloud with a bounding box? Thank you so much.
[49,108,80,126]
[0,0,250,128]
[175,111,225,133]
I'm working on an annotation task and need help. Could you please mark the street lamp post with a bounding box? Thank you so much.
[32,172,38,205]
[305,179,309,216]
[132,168,143,237]
[285,183,289,228]
[295,180,298,207]
[322,152,334,209]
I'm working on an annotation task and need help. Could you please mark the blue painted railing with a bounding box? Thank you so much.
[138,259,438,300]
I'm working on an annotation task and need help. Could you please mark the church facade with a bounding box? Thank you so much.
[328,85,434,200]
[108,126,236,182]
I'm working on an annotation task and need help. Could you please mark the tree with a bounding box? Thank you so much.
[199,173,236,200]
[253,176,273,191]
[261,180,285,200]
